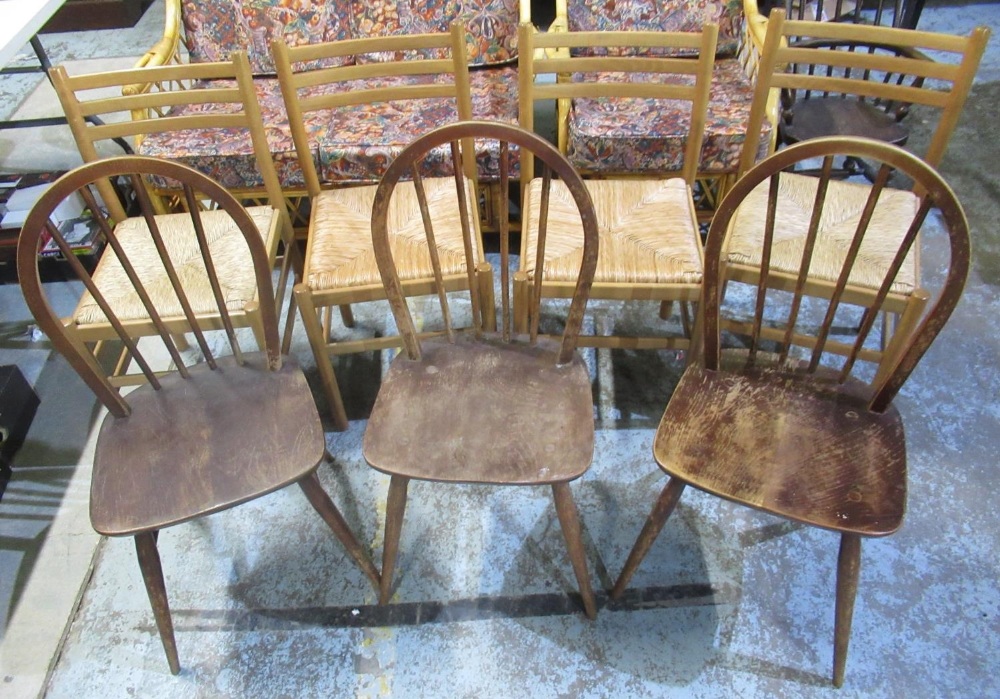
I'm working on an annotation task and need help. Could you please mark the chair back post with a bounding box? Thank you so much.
[17,157,281,417]
[704,137,970,407]
[372,121,599,365]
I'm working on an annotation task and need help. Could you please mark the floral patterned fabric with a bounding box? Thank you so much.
[182,0,353,75]
[566,59,772,175]
[137,79,320,190]
[349,0,519,66]
[566,0,743,57]
[315,68,519,184]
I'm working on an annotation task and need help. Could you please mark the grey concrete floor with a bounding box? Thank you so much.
[1,2,999,698]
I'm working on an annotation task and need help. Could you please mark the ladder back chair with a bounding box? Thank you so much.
[517,22,718,352]
[734,10,988,365]
[610,137,971,687]
[17,156,379,674]
[363,121,600,618]
[50,53,300,384]
[272,24,494,431]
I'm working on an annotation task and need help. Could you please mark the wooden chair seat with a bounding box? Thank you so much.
[92,354,322,536]
[520,178,702,287]
[725,171,919,295]
[305,177,482,292]
[74,206,278,325]
[654,364,906,536]
[782,98,910,146]
[364,335,594,485]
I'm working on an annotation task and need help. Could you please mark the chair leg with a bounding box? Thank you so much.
[833,532,862,688]
[659,300,673,321]
[280,292,298,356]
[513,272,530,335]
[134,531,180,675]
[551,481,597,620]
[298,471,381,591]
[294,284,349,431]
[379,475,409,605]
[610,477,686,600]
[477,262,497,333]
[339,304,355,328]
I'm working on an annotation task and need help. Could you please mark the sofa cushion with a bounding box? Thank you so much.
[314,69,519,184]
[349,0,519,66]
[566,0,743,57]
[182,0,353,75]
[136,79,321,190]
[565,58,771,175]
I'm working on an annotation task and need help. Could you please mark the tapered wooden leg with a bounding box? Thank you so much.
[281,292,298,356]
[380,475,409,605]
[134,531,180,675]
[299,471,380,591]
[477,262,497,333]
[294,284,349,431]
[833,533,861,688]
[513,272,530,335]
[610,477,686,600]
[552,482,597,620]
[659,300,673,321]
[339,304,355,328]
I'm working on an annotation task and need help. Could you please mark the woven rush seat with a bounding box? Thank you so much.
[305,177,481,292]
[74,206,278,325]
[725,173,919,294]
[521,178,702,286]
[566,60,771,175]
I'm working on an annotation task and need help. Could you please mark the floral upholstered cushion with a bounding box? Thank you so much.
[313,69,519,184]
[565,59,771,174]
[182,0,353,75]
[349,0,519,66]
[566,0,744,57]
[137,79,321,190]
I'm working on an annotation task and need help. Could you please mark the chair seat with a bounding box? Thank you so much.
[73,206,279,325]
[725,172,919,294]
[305,177,482,291]
[521,178,702,286]
[363,334,595,485]
[565,59,771,174]
[782,98,910,145]
[91,354,325,536]
[654,364,907,536]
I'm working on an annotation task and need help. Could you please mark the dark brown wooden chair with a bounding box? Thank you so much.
[363,121,600,618]
[746,8,989,179]
[609,137,970,686]
[17,156,380,675]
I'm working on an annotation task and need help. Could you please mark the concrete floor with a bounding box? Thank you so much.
[1,3,999,697]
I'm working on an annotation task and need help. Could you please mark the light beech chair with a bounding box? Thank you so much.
[17,156,379,675]
[273,24,495,430]
[50,53,299,385]
[364,121,599,618]
[733,10,988,366]
[610,137,971,687]
[516,22,718,352]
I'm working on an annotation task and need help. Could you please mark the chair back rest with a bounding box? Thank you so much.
[17,156,280,418]
[778,0,913,26]
[739,10,991,173]
[371,121,599,365]
[272,23,474,196]
[517,22,718,183]
[49,53,291,247]
[704,137,970,413]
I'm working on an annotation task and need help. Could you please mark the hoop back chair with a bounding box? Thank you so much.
[363,121,600,618]
[610,138,971,686]
[273,24,494,431]
[516,22,718,352]
[17,157,379,674]
[50,53,299,384]
[734,11,987,366]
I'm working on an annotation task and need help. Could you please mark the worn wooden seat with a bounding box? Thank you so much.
[609,137,971,686]
[363,121,600,618]
[17,156,379,674]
